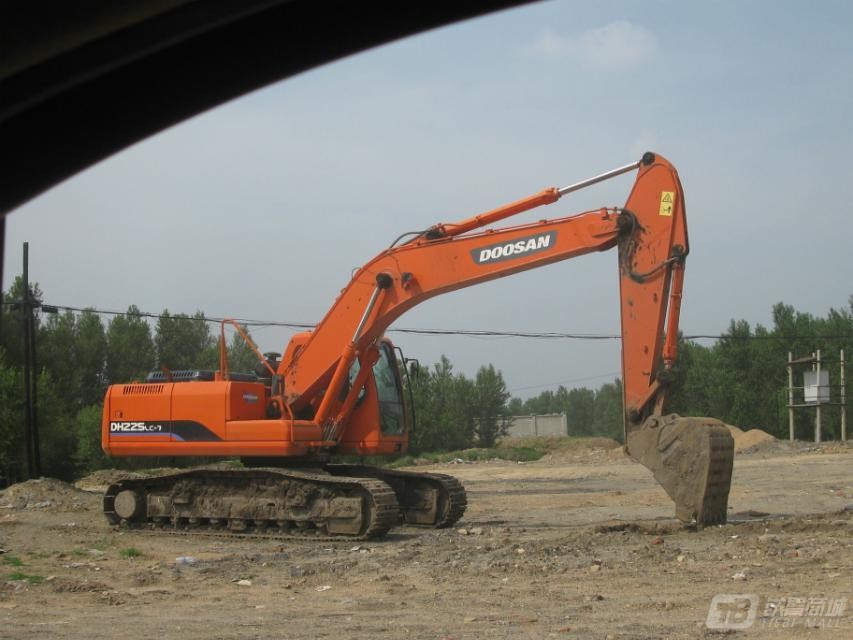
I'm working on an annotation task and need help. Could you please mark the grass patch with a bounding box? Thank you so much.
[120,547,143,559]
[2,556,24,567]
[91,536,118,552]
[8,571,44,584]
[386,436,623,468]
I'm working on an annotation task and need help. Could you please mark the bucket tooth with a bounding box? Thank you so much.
[626,414,734,526]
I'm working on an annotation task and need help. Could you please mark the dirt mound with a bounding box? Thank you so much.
[74,469,148,493]
[0,477,96,511]
[817,441,853,454]
[517,436,623,464]
[737,429,777,451]
[503,435,620,451]
[75,464,242,492]
[725,424,776,453]
[603,445,630,461]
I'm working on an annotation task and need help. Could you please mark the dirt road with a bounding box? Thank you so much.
[1,443,851,639]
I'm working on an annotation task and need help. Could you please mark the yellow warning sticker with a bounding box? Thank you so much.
[659,191,674,216]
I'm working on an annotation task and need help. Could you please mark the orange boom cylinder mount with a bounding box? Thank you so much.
[100,152,733,538]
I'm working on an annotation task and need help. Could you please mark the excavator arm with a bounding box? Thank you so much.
[283,152,734,525]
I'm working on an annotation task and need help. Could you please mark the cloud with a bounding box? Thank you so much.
[525,21,657,71]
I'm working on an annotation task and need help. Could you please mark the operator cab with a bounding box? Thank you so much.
[337,339,414,455]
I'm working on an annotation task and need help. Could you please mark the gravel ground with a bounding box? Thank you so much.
[1,443,850,640]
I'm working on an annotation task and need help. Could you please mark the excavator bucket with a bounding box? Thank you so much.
[626,414,734,526]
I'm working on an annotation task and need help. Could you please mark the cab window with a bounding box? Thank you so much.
[374,344,404,434]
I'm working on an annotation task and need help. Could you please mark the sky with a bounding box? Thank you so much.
[4,1,853,398]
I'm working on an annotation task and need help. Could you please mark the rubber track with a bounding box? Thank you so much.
[326,465,467,528]
[103,468,399,540]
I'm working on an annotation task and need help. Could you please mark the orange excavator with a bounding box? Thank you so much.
[101,152,734,539]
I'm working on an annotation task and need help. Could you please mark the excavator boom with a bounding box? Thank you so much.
[283,151,733,525]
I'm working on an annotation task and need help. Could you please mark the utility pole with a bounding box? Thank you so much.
[787,352,794,441]
[29,291,41,474]
[842,348,847,442]
[21,243,34,477]
[815,349,822,444]
[21,242,41,478]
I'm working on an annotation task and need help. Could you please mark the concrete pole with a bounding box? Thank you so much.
[21,242,34,479]
[815,349,822,444]
[787,352,795,442]
[841,348,847,442]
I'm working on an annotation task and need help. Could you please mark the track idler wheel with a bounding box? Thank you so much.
[626,414,734,526]
[113,489,145,521]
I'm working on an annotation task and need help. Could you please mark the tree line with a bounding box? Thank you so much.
[666,300,852,440]
[512,298,853,442]
[0,276,850,481]
[0,278,259,481]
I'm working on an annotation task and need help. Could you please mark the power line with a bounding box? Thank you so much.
[3,300,852,342]
[509,371,621,393]
[1,301,314,330]
[392,327,619,339]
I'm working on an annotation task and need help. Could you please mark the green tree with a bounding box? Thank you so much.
[155,310,217,370]
[409,355,475,453]
[226,324,260,373]
[73,404,108,472]
[38,309,107,406]
[471,364,510,447]
[0,350,23,477]
[75,310,107,405]
[666,298,853,439]
[38,310,77,402]
[35,370,76,480]
[509,378,624,440]
[564,387,595,435]
[507,397,525,415]
[0,277,43,368]
[523,389,558,414]
[106,306,155,383]
[592,379,623,441]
